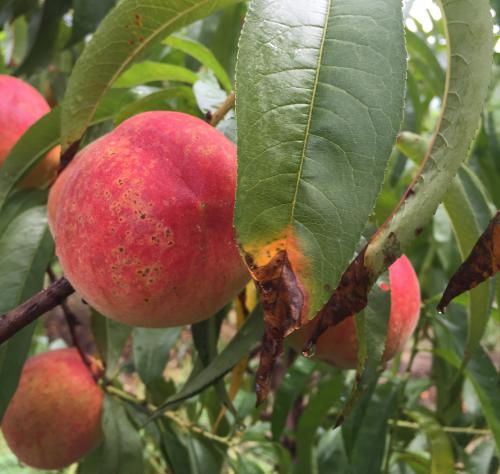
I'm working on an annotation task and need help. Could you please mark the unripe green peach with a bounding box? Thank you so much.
[49,111,249,327]
[0,75,59,187]
[1,348,103,470]
[288,255,421,368]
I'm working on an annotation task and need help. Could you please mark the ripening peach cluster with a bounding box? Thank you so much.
[0,76,420,470]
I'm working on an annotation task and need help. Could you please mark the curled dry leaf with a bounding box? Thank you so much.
[437,211,500,313]
[245,251,304,404]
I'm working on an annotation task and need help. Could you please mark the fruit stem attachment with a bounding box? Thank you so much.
[209,91,235,127]
[0,277,75,345]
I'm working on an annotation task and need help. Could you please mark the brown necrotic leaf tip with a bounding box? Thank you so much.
[245,251,304,405]
[305,247,371,355]
[437,211,500,313]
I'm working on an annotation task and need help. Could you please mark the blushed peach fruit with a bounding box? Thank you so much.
[49,111,249,327]
[1,348,103,470]
[288,255,421,369]
[0,75,59,187]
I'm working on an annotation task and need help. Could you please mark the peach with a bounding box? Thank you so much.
[1,348,103,470]
[0,75,59,187]
[288,255,421,368]
[49,111,249,327]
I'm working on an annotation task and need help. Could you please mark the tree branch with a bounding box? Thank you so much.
[0,277,75,345]
[46,268,96,378]
[208,91,235,127]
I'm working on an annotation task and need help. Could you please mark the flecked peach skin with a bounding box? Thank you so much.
[1,348,103,470]
[288,255,421,369]
[0,75,60,187]
[49,111,249,327]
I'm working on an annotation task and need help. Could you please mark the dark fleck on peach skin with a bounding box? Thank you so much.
[49,112,249,327]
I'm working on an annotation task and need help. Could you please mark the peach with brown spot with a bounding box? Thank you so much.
[49,112,249,327]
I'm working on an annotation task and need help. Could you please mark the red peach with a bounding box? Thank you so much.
[288,255,421,368]
[0,75,59,187]
[1,348,103,470]
[49,111,249,327]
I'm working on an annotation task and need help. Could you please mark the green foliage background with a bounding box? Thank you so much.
[0,0,498,473]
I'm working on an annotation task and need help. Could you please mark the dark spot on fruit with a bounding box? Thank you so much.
[324,284,332,293]
[415,227,423,236]
[128,39,134,45]
[140,213,146,219]
[143,298,149,303]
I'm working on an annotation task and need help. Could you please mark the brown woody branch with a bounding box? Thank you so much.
[46,268,96,377]
[0,277,75,345]
[208,91,236,127]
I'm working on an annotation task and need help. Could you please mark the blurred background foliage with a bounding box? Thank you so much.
[0,0,498,473]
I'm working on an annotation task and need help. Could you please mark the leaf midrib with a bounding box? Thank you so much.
[287,0,332,251]
[68,0,216,147]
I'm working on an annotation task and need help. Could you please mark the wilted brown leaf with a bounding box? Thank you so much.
[437,211,500,313]
[245,251,304,405]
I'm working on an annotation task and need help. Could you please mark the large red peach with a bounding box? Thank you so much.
[49,111,249,327]
[1,348,103,470]
[288,255,421,368]
[0,75,59,187]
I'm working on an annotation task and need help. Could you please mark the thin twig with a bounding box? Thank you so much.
[46,267,96,379]
[106,385,234,446]
[0,277,75,345]
[388,419,491,436]
[209,91,236,127]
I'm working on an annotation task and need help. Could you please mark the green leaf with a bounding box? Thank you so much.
[394,452,430,474]
[77,395,144,474]
[15,0,72,75]
[113,60,199,88]
[366,0,494,276]
[397,131,496,372]
[186,433,227,474]
[91,311,132,379]
[132,327,181,386]
[114,86,196,124]
[235,0,406,321]
[159,420,193,473]
[295,373,343,473]
[335,283,390,427]
[0,0,36,24]
[271,356,316,441]
[160,420,226,474]
[405,29,445,96]
[342,379,399,473]
[164,35,231,91]
[434,311,500,456]
[0,189,47,237]
[407,410,455,474]
[152,304,264,416]
[207,3,246,81]
[443,166,495,365]
[61,0,243,151]
[0,206,53,421]
[68,0,117,46]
